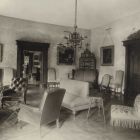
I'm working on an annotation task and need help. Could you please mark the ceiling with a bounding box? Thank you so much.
[0,0,140,29]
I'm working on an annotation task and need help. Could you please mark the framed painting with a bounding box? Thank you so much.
[100,45,114,66]
[57,46,75,65]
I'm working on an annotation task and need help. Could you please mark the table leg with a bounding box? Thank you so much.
[87,98,93,119]
[101,99,106,123]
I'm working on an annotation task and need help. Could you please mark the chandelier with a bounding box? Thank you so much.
[58,0,87,49]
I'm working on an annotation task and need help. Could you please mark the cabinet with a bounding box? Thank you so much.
[79,49,96,69]
[123,39,140,106]
[72,49,98,88]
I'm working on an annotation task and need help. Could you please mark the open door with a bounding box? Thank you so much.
[17,40,49,85]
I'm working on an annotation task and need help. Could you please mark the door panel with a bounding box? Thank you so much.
[128,47,140,99]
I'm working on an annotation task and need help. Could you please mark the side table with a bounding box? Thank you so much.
[87,94,106,123]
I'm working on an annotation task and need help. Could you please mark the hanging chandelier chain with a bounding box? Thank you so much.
[74,0,78,30]
[57,0,87,50]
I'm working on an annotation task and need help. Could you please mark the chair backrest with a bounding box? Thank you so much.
[39,89,49,111]
[40,88,66,125]
[115,70,124,87]
[10,77,28,92]
[47,68,56,82]
[101,74,111,88]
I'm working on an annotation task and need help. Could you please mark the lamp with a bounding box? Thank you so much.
[58,0,87,49]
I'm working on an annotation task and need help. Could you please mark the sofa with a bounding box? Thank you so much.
[60,79,95,117]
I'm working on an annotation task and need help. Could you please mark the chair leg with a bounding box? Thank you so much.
[98,105,101,116]
[87,106,91,119]
[24,91,27,104]
[16,120,23,129]
[56,118,60,128]
[101,99,106,124]
[87,98,93,119]
[1,98,4,109]
[72,110,76,120]
[1,101,3,109]
[39,124,42,139]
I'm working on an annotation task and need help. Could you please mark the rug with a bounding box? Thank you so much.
[1,110,18,128]
[0,109,13,125]
[0,87,140,140]
[0,108,140,140]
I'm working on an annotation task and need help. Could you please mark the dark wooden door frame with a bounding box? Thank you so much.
[16,40,49,84]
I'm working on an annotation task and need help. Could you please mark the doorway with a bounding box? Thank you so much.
[17,40,49,85]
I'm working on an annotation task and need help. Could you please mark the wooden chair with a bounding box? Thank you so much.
[99,74,112,93]
[110,70,124,100]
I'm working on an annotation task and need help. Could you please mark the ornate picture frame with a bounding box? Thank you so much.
[100,45,114,66]
[57,46,75,65]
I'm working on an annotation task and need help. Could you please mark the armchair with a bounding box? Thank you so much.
[111,94,140,129]
[1,77,28,108]
[18,88,66,128]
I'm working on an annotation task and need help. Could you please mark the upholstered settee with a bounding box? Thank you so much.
[60,79,95,117]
